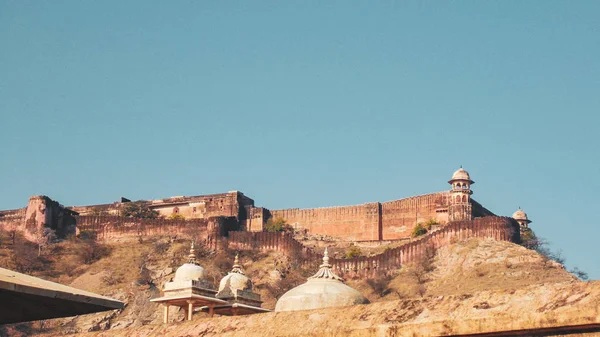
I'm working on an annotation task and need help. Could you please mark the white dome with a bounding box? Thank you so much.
[216,255,253,298]
[449,167,474,184]
[275,248,369,312]
[451,168,470,180]
[174,263,207,282]
[173,242,207,282]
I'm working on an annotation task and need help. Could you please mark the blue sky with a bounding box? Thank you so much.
[1,2,599,277]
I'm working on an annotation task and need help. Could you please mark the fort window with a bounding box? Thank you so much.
[192,207,196,213]
[173,207,179,214]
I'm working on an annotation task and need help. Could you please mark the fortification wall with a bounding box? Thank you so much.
[71,191,253,223]
[270,202,381,241]
[269,192,453,241]
[380,192,450,240]
[227,216,520,278]
[0,208,26,241]
[0,196,76,241]
[76,216,235,250]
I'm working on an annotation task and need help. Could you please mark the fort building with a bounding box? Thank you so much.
[0,168,529,244]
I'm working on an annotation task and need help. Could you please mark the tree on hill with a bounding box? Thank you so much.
[264,217,292,232]
[168,213,185,220]
[121,201,159,219]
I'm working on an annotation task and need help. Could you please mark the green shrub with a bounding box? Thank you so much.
[345,245,362,259]
[168,213,185,220]
[424,219,439,230]
[121,201,159,219]
[411,224,428,238]
[264,217,292,232]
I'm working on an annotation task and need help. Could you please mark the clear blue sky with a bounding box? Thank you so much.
[1,2,599,277]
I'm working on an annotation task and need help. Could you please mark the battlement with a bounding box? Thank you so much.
[228,216,520,278]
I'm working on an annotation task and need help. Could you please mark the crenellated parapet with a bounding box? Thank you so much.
[227,216,520,278]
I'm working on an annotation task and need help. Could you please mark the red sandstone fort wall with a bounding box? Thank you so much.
[380,192,450,240]
[227,216,520,278]
[269,192,453,241]
[75,216,234,250]
[270,202,381,241]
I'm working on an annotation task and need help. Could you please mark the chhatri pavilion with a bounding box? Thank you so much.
[151,243,269,323]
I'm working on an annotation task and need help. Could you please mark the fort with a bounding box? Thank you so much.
[0,167,521,243]
[0,168,528,277]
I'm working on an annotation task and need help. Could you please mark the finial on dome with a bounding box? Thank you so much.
[321,247,330,267]
[187,241,197,264]
[230,253,245,275]
[309,248,344,282]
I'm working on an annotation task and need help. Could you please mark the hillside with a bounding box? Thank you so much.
[36,280,600,337]
[0,235,577,336]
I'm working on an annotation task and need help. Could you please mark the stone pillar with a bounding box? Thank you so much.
[187,300,194,321]
[163,305,169,324]
[208,304,215,318]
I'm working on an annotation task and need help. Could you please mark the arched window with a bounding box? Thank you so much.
[173,207,179,214]
[462,195,467,202]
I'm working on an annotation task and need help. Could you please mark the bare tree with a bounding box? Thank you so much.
[35,227,56,257]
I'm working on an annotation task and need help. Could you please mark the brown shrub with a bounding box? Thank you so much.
[74,241,111,265]
[102,271,124,286]
[266,272,305,299]
[366,273,394,297]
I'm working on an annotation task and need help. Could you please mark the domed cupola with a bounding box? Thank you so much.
[512,207,532,229]
[449,167,474,185]
[217,254,252,295]
[274,248,369,312]
[216,254,256,302]
[173,242,207,282]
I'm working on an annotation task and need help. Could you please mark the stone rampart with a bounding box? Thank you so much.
[76,216,236,250]
[270,203,382,241]
[227,216,520,277]
[0,196,77,241]
[269,192,459,241]
[380,192,450,240]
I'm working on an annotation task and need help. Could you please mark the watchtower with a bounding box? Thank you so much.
[448,167,474,222]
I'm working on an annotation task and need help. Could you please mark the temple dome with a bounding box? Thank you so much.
[174,263,207,282]
[216,255,252,297]
[449,167,474,184]
[275,248,369,312]
[173,242,207,282]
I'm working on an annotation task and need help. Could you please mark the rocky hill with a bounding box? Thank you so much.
[0,235,579,336]
[37,280,600,337]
